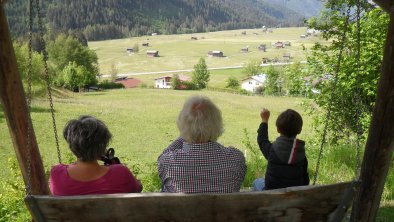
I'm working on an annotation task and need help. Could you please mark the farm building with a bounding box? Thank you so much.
[241,74,267,92]
[115,77,142,88]
[126,48,134,53]
[142,42,149,47]
[300,34,306,38]
[258,44,266,52]
[241,47,248,53]
[274,41,284,48]
[262,57,270,64]
[147,50,159,57]
[208,50,224,57]
[284,41,291,46]
[191,37,198,40]
[154,74,190,89]
[283,53,291,60]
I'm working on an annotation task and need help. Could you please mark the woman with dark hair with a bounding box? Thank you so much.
[50,115,142,196]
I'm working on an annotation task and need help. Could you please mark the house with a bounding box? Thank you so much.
[300,34,306,38]
[258,44,266,52]
[146,50,159,57]
[284,41,291,46]
[154,74,190,89]
[126,48,134,53]
[241,47,248,53]
[274,41,284,48]
[208,50,224,57]
[115,77,142,88]
[241,31,246,35]
[151,33,158,36]
[241,74,267,92]
[142,42,149,47]
[191,37,198,40]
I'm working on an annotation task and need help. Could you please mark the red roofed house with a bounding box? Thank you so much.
[115,77,142,88]
[155,74,190,89]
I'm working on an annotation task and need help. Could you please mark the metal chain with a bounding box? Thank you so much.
[25,0,34,196]
[313,5,352,185]
[34,0,62,163]
[354,0,362,178]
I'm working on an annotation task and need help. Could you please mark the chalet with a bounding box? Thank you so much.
[155,74,190,89]
[142,43,149,47]
[126,48,134,53]
[208,50,224,57]
[151,33,158,36]
[241,31,246,35]
[241,47,248,53]
[258,44,266,52]
[274,41,284,48]
[191,37,198,40]
[115,77,142,88]
[300,34,306,38]
[284,41,291,46]
[241,74,267,92]
[146,50,159,57]
[283,53,291,60]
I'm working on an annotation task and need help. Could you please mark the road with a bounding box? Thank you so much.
[101,61,307,78]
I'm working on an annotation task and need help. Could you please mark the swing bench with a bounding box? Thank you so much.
[1,0,394,221]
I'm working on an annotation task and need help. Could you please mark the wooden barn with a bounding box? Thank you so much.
[146,50,159,57]
[208,50,224,57]
[274,41,284,48]
[241,47,248,53]
[258,44,266,52]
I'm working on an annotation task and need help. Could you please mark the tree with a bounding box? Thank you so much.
[226,77,240,89]
[192,58,210,89]
[242,59,261,77]
[306,5,389,139]
[110,63,118,82]
[264,65,282,95]
[283,62,306,96]
[171,74,181,90]
[61,61,97,92]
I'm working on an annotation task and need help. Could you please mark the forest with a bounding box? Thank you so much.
[4,0,306,41]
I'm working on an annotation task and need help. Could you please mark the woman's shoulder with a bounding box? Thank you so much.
[108,164,133,175]
[51,164,68,172]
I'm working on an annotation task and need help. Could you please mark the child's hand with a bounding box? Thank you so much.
[260,108,270,123]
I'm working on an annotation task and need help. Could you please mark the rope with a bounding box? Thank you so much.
[313,5,352,185]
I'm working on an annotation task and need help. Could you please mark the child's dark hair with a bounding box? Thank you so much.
[63,115,112,161]
[276,109,303,137]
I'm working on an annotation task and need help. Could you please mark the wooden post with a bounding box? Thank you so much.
[351,6,394,222]
[0,3,49,195]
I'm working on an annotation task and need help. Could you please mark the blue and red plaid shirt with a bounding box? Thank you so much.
[158,137,246,193]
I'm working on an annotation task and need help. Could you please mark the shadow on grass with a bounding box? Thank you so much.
[30,106,52,113]
[377,204,394,221]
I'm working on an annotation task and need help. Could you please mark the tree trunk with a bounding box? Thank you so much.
[0,4,49,195]
[351,7,394,222]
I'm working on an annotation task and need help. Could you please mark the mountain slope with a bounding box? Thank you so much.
[262,0,325,18]
[5,0,305,41]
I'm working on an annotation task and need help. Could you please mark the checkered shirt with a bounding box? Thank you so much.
[158,137,246,193]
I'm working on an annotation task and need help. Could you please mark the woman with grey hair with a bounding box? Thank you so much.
[50,115,142,196]
[158,96,246,193]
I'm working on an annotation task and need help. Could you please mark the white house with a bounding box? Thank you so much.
[154,74,190,89]
[241,74,267,92]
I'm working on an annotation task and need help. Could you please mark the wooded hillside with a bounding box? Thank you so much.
[5,0,305,41]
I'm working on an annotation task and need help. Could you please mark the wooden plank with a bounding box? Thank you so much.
[373,0,392,12]
[26,182,351,222]
[351,6,394,222]
[0,4,49,196]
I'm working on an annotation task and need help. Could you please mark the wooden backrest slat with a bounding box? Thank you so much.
[26,182,351,222]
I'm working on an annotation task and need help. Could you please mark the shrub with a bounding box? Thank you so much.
[98,80,125,89]
[226,77,240,89]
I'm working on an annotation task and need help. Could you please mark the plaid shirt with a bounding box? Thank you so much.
[158,137,246,193]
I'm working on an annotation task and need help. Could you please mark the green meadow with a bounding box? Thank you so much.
[89,27,324,74]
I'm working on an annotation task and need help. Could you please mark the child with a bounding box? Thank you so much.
[253,108,309,191]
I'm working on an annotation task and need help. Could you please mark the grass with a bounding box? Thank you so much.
[89,27,325,74]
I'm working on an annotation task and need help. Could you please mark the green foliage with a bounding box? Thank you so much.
[0,158,30,222]
[13,42,46,96]
[241,129,265,187]
[97,80,125,90]
[283,62,307,96]
[48,34,99,89]
[60,61,97,92]
[171,74,181,90]
[110,63,118,82]
[264,65,283,95]
[225,77,240,89]
[306,6,389,139]
[242,59,261,77]
[192,58,210,89]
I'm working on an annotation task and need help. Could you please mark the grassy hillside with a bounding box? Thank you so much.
[90,27,325,74]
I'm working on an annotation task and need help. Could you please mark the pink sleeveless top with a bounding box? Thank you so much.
[50,164,142,196]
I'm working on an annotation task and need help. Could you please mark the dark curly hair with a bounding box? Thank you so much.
[276,109,303,138]
[63,116,112,161]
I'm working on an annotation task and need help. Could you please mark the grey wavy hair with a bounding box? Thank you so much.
[177,96,223,143]
[63,115,112,161]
